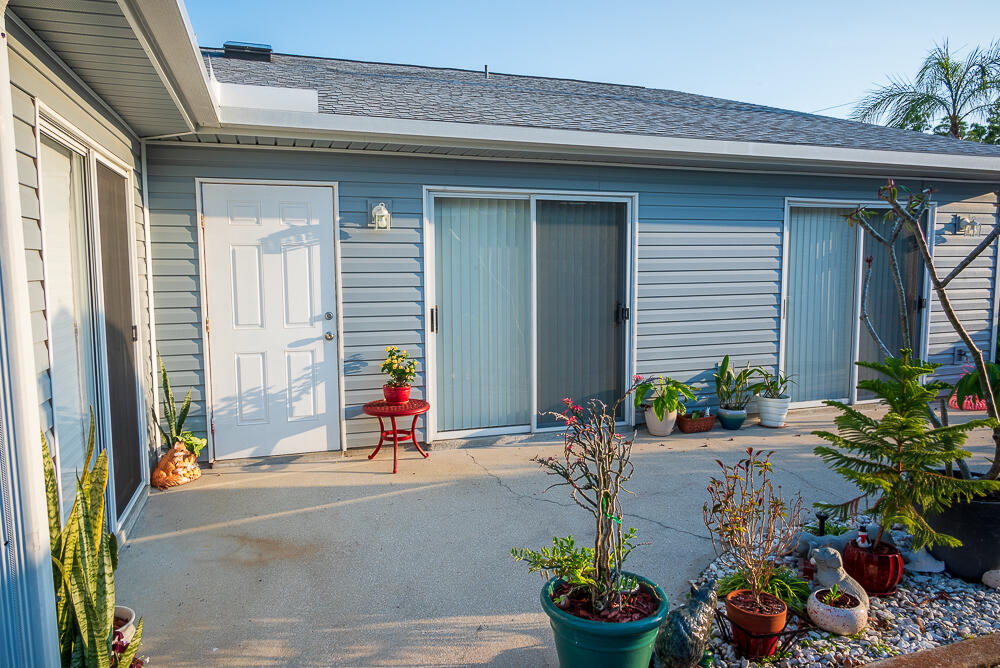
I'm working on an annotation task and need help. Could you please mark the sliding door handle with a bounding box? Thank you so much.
[430,306,439,333]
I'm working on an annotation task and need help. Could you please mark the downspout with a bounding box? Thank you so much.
[0,7,60,666]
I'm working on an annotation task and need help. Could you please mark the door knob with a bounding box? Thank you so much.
[324,332,335,341]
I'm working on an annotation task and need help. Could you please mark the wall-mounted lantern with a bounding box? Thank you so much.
[955,215,982,236]
[370,201,391,230]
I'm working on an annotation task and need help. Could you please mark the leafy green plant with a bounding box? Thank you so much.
[813,350,1000,549]
[42,413,144,667]
[803,520,850,536]
[717,567,809,614]
[158,357,204,456]
[821,584,841,606]
[704,449,803,607]
[714,355,761,410]
[634,375,696,420]
[381,345,417,386]
[754,367,794,399]
[512,378,646,612]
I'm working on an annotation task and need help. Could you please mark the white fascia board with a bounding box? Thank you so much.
[217,106,1000,178]
[121,0,220,128]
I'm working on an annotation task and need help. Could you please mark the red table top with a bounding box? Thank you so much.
[362,399,430,417]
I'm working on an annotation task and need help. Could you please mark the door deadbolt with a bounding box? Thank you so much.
[324,331,335,341]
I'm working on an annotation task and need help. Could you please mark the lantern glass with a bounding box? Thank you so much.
[371,202,391,230]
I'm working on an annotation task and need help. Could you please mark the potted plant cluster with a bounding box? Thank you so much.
[704,448,804,658]
[754,368,794,428]
[512,379,668,668]
[42,413,146,667]
[813,350,1000,595]
[381,345,417,404]
[713,355,760,430]
[151,358,206,490]
[634,375,696,436]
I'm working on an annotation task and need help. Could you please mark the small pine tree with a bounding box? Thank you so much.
[813,349,1000,549]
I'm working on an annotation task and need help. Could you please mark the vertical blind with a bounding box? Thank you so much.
[536,201,626,426]
[786,208,858,403]
[434,198,531,431]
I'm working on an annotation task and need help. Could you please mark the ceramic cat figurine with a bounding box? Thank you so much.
[810,546,869,610]
[653,580,716,668]
[151,442,201,489]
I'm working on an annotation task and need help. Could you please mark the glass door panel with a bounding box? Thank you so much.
[434,198,531,432]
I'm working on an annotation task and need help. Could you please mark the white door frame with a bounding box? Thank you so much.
[422,185,639,442]
[35,101,150,535]
[194,178,346,461]
[779,197,936,408]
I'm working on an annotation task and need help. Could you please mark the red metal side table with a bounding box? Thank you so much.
[361,399,430,474]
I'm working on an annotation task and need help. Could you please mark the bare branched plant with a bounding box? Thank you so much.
[703,448,803,606]
[515,377,645,611]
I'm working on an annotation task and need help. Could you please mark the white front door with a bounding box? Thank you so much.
[202,183,340,459]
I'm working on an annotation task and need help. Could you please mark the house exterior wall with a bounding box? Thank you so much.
[145,143,1000,451]
[6,19,156,483]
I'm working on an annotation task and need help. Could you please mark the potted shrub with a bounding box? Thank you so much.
[42,414,146,667]
[927,362,1000,579]
[676,408,715,433]
[381,345,417,403]
[713,355,760,430]
[716,567,809,616]
[806,585,867,636]
[512,380,668,668]
[634,375,696,436]
[754,368,794,428]
[813,350,999,595]
[704,448,803,658]
[151,358,206,489]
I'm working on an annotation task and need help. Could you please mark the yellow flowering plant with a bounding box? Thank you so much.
[381,345,417,387]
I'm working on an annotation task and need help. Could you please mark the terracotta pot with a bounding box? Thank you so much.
[383,384,411,404]
[724,589,787,658]
[676,414,716,433]
[842,539,904,596]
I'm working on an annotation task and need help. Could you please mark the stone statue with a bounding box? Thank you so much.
[811,546,869,611]
[653,580,717,668]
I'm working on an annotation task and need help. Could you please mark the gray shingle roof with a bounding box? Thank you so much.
[204,49,1000,157]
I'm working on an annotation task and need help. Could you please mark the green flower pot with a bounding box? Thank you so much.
[716,408,747,430]
[540,572,668,668]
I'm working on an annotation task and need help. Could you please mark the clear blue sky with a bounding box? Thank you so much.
[185,0,1000,120]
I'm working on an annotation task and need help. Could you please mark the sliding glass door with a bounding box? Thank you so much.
[431,194,631,436]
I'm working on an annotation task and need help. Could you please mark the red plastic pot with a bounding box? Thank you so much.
[842,539,904,596]
[724,590,787,658]
[382,384,411,404]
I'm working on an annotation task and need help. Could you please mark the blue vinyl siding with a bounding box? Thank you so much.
[146,143,1000,448]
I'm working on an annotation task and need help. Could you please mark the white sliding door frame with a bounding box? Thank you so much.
[194,178,346,460]
[36,102,149,536]
[423,186,639,442]
[779,197,935,408]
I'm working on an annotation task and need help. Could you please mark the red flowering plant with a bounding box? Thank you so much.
[512,376,647,613]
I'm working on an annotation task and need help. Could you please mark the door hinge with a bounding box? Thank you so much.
[615,302,630,323]
[205,318,210,333]
[200,213,205,229]
[131,325,138,341]
[430,305,438,333]
[211,418,215,435]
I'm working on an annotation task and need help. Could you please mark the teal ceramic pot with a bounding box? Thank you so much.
[716,408,747,430]
[540,572,668,668]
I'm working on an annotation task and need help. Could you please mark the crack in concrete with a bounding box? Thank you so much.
[624,512,713,542]
[776,464,841,498]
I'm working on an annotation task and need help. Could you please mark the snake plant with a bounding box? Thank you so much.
[159,357,205,456]
[42,412,143,667]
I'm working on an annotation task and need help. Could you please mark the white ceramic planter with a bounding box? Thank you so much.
[643,407,677,437]
[806,590,867,636]
[114,605,136,644]
[757,395,791,428]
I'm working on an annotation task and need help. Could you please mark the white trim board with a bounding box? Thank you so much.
[422,185,638,442]
[193,178,346,460]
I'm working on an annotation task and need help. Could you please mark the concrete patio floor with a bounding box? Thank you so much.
[115,406,997,667]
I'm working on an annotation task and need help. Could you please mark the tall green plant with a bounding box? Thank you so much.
[634,375,696,420]
[42,413,143,667]
[158,357,204,456]
[813,350,1000,549]
[713,355,760,410]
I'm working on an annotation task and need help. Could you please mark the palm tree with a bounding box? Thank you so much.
[852,41,1000,139]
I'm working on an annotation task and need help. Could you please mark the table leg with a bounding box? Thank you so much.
[368,416,385,460]
[410,414,429,458]
[391,416,399,474]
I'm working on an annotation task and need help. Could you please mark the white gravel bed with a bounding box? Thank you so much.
[696,528,1000,666]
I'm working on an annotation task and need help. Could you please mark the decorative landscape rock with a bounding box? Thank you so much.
[653,581,716,668]
[983,569,1000,590]
[902,547,946,573]
[806,588,868,636]
[811,546,869,611]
